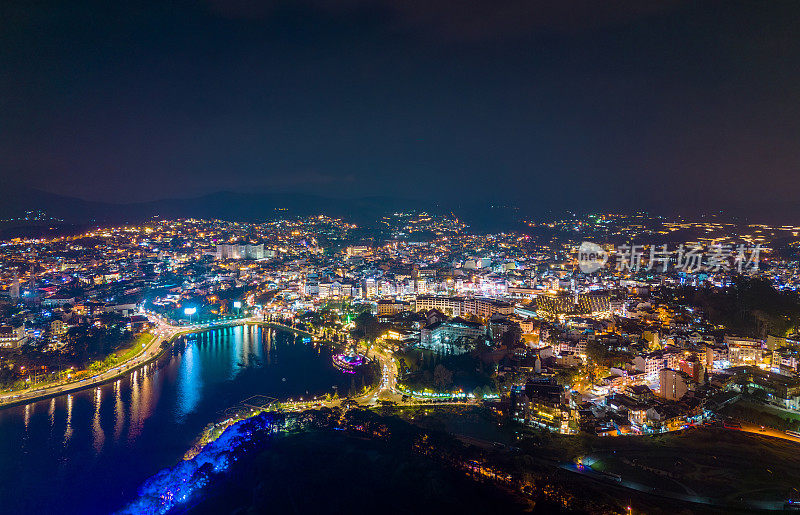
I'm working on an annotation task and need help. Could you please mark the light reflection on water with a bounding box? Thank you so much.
[175,340,202,422]
[63,394,72,445]
[92,388,104,453]
[0,326,352,515]
[114,379,124,442]
[49,397,55,430]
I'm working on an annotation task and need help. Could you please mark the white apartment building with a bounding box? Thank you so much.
[216,243,266,260]
[634,351,680,379]
[413,295,513,319]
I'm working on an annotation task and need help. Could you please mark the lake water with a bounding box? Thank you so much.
[0,325,354,514]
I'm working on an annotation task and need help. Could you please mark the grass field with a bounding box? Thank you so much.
[581,428,800,503]
[114,332,153,363]
[392,408,800,508]
[386,404,511,443]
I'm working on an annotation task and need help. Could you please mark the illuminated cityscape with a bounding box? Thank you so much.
[3,1,800,514]
[1,212,800,512]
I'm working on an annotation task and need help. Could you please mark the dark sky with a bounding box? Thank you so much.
[2,1,800,212]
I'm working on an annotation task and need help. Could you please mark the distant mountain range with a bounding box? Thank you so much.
[2,183,800,230]
[0,184,445,227]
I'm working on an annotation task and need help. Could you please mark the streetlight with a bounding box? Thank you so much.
[184,307,197,325]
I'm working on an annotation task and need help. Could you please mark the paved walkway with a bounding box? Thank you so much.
[0,315,245,409]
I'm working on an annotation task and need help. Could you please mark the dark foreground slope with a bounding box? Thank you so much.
[181,430,535,515]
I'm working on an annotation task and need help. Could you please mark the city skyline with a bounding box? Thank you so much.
[1,210,800,513]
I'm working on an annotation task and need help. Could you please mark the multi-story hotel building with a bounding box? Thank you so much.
[413,294,513,319]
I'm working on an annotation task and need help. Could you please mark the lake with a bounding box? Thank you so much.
[0,325,354,514]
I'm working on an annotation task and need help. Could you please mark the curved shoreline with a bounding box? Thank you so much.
[0,320,346,412]
[181,325,384,458]
[0,333,177,412]
[0,319,260,411]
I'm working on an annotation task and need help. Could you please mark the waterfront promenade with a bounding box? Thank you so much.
[0,314,248,409]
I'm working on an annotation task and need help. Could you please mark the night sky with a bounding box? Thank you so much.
[2,1,800,213]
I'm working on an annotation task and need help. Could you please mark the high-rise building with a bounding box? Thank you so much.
[659,368,691,401]
[363,278,377,298]
[9,271,20,299]
[216,243,265,260]
[346,246,370,257]
[725,336,764,365]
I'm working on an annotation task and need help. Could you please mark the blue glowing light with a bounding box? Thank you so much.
[117,413,278,514]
